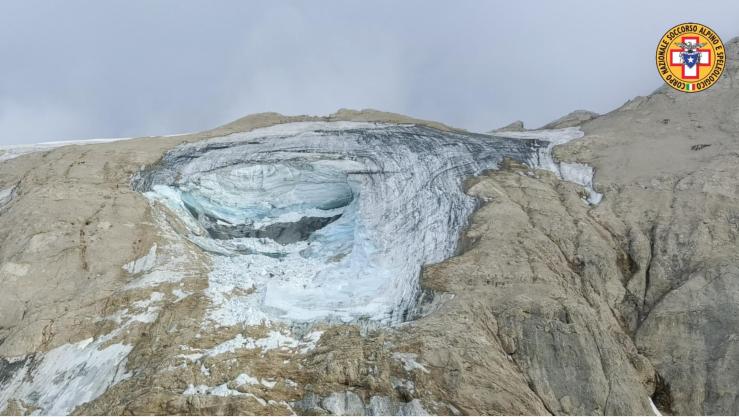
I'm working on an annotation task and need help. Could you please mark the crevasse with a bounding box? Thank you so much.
[134,122,549,326]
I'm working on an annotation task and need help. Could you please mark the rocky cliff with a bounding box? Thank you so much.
[0,39,738,416]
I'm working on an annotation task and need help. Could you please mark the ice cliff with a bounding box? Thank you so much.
[133,121,548,326]
[0,119,606,415]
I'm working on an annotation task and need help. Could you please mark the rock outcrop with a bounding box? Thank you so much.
[491,120,526,132]
[541,110,599,129]
[552,36,739,416]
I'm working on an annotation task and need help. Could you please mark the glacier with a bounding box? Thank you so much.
[0,120,604,416]
[134,121,547,326]
[493,127,603,204]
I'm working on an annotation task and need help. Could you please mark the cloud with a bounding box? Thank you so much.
[0,99,97,143]
[0,0,738,144]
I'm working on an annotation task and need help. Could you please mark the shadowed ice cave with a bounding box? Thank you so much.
[133,122,545,325]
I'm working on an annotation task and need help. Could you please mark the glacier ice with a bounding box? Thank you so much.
[494,127,603,204]
[134,121,546,326]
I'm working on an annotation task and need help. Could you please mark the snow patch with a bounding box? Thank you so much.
[123,245,157,274]
[183,384,267,405]
[234,373,276,389]
[132,291,163,308]
[0,338,132,415]
[649,398,662,416]
[0,185,15,209]
[171,288,191,301]
[392,352,430,374]
[0,146,188,417]
[123,207,198,290]
[179,330,322,361]
[234,373,261,386]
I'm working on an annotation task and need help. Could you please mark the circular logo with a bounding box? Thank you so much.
[656,23,725,93]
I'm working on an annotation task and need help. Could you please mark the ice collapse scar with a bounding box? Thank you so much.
[133,122,546,326]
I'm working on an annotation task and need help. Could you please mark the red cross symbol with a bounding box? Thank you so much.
[669,36,711,79]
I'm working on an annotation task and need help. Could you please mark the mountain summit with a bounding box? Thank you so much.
[1,37,739,417]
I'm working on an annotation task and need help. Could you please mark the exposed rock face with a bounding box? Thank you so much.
[552,36,739,415]
[0,38,738,417]
[541,110,599,129]
[491,120,526,132]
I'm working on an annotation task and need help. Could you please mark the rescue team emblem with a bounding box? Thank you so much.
[656,23,725,92]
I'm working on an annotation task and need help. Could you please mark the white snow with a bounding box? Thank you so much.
[319,391,429,416]
[561,162,603,204]
[234,373,261,386]
[298,331,323,354]
[132,291,163,308]
[142,121,541,327]
[0,338,132,415]
[171,288,191,301]
[493,127,603,204]
[177,353,204,362]
[178,330,322,362]
[182,383,267,405]
[260,378,277,389]
[123,206,198,290]
[209,331,320,355]
[204,333,250,356]
[234,373,276,389]
[392,352,430,374]
[123,245,157,274]
[0,132,191,162]
[2,138,194,417]
[0,185,15,209]
[0,137,130,162]
[649,398,662,416]
[0,259,186,415]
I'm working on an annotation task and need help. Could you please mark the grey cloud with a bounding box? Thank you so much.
[0,0,738,144]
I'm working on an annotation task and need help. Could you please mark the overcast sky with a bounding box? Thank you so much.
[1,1,738,145]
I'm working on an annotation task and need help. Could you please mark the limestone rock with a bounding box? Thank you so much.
[553,35,739,416]
[540,110,599,129]
[490,120,525,132]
